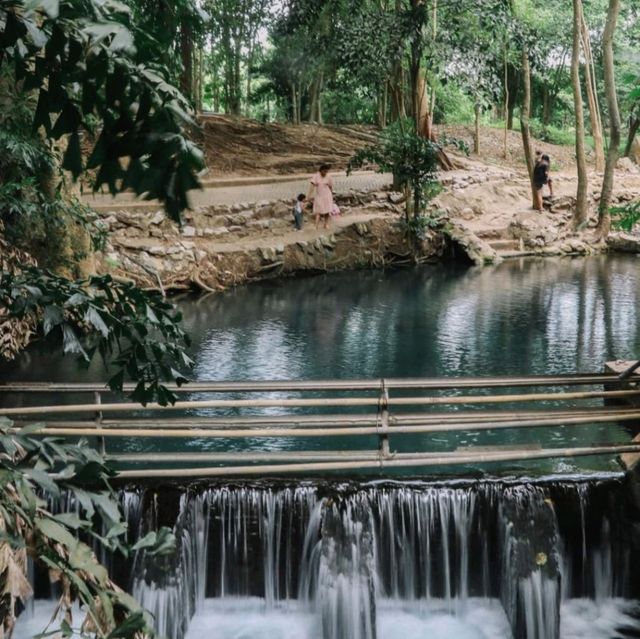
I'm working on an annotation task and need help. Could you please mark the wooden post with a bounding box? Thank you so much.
[95,391,105,455]
[378,380,391,460]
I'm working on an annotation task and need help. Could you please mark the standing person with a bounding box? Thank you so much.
[292,193,305,230]
[533,154,552,211]
[307,164,334,230]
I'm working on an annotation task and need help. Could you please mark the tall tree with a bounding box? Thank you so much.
[520,45,537,209]
[597,0,622,236]
[571,0,589,228]
[580,13,605,172]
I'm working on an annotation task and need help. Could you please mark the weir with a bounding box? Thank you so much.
[22,477,640,639]
[7,371,640,638]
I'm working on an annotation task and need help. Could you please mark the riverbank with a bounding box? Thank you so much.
[92,152,640,291]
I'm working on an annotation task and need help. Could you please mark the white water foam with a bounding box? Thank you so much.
[560,598,640,639]
[13,600,84,639]
[184,597,512,639]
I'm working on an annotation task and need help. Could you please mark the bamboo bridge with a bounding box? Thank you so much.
[2,366,640,478]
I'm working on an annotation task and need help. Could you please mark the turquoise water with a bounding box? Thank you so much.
[2,255,640,475]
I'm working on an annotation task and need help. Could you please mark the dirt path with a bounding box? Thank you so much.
[85,171,392,212]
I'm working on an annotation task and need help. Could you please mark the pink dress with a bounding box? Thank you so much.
[310,173,334,215]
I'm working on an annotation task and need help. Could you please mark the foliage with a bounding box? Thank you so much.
[0,270,192,405]
[348,121,443,219]
[401,208,448,241]
[0,0,204,223]
[0,419,175,638]
[611,201,640,232]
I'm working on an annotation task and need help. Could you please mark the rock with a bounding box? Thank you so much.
[444,221,502,266]
[180,241,196,250]
[355,223,369,236]
[148,246,167,256]
[274,244,285,254]
[320,235,335,249]
[388,192,406,205]
[182,225,196,237]
[617,156,639,173]
[460,207,475,221]
[259,247,277,262]
[203,227,230,237]
[247,219,271,230]
[150,210,165,225]
[509,211,557,246]
[608,232,640,253]
[115,211,148,231]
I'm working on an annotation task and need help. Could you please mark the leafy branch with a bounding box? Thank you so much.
[0,419,175,639]
[0,269,192,405]
[0,0,204,222]
[611,201,640,232]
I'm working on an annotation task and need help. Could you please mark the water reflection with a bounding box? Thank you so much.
[2,255,639,473]
[184,255,640,381]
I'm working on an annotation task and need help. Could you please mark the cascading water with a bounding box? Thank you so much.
[16,477,640,639]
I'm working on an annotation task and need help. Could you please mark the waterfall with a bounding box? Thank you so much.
[19,477,640,639]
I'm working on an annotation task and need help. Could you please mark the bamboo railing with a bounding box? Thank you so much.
[1,372,639,477]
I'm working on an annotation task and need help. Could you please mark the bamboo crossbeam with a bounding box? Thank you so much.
[20,409,640,438]
[16,407,640,431]
[1,373,638,394]
[111,451,385,463]
[2,388,639,417]
[113,443,640,478]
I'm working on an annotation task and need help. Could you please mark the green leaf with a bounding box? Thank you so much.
[36,517,78,549]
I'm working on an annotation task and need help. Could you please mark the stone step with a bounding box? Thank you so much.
[496,249,539,259]
[487,239,523,251]
[475,227,511,240]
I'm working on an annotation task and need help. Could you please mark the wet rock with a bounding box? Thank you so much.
[608,232,640,253]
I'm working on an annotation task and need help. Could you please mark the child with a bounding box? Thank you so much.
[293,193,305,230]
[533,154,553,210]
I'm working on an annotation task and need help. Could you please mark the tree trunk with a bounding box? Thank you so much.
[291,85,298,124]
[416,72,432,139]
[625,116,640,158]
[474,102,480,155]
[180,22,193,101]
[378,81,388,128]
[571,0,589,229]
[317,72,324,124]
[503,43,509,158]
[520,46,537,209]
[506,65,520,130]
[245,45,253,118]
[597,0,622,237]
[581,11,605,172]
[542,85,550,126]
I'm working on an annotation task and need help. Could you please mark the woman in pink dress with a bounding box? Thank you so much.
[307,164,334,230]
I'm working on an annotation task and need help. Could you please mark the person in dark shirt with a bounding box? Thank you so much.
[533,154,553,210]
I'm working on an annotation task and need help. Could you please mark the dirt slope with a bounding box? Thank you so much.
[196,114,378,176]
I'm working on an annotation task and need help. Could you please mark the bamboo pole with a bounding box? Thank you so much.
[19,407,640,431]
[113,443,640,478]
[1,373,637,394]
[1,388,639,417]
[21,409,640,439]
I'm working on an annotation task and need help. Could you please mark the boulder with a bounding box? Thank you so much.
[617,156,639,173]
